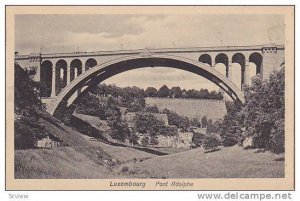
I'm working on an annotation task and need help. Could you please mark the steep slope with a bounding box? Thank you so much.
[15,110,114,179]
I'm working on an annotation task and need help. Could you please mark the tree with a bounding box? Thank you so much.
[141,136,149,146]
[192,133,205,147]
[243,67,285,153]
[220,101,244,147]
[186,89,197,98]
[145,87,158,97]
[191,117,201,127]
[105,97,121,119]
[149,137,159,146]
[159,125,178,137]
[199,89,210,99]
[109,119,130,142]
[218,66,285,152]
[144,105,159,113]
[127,98,146,112]
[201,116,208,128]
[170,87,182,98]
[202,134,221,151]
[165,110,190,132]
[207,120,222,135]
[157,85,170,98]
[76,93,106,119]
[14,63,48,149]
[128,133,139,146]
[134,113,166,136]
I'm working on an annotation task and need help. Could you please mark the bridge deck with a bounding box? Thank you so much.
[15,44,284,60]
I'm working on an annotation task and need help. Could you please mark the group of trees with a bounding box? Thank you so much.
[76,94,131,142]
[219,101,244,147]
[76,93,106,119]
[92,83,224,100]
[243,67,285,153]
[104,98,131,142]
[162,108,190,132]
[145,85,224,100]
[207,66,285,153]
[134,113,178,146]
[14,63,49,149]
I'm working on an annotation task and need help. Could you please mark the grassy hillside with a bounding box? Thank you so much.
[15,147,112,179]
[15,110,159,178]
[117,146,285,178]
[14,109,115,179]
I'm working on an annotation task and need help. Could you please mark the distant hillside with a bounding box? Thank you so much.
[145,98,227,121]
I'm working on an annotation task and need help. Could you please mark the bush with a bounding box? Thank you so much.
[144,105,159,113]
[222,136,239,147]
[121,166,129,173]
[149,137,159,146]
[202,134,221,151]
[192,133,205,147]
[128,134,139,146]
[141,136,149,146]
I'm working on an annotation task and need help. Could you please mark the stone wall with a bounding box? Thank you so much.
[145,97,227,121]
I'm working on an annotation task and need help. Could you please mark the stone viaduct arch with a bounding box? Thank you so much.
[15,44,284,115]
[46,54,245,115]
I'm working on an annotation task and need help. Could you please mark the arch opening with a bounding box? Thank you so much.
[40,60,53,97]
[48,55,244,115]
[232,53,246,89]
[249,52,263,75]
[199,54,212,66]
[215,53,229,77]
[85,58,97,71]
[55,59,67,95]
[70,59,83,81]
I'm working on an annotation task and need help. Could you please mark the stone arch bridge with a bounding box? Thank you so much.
[15,44,284,115]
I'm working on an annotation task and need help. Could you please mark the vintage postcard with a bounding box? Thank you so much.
[6,6,294,190]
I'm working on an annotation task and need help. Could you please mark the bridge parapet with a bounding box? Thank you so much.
[15,44,284,60]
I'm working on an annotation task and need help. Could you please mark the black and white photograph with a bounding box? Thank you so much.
[5,5,294,190]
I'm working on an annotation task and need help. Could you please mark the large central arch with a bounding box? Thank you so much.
[46,54,245,115]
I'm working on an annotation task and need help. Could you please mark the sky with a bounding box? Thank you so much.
[15,14,284,90]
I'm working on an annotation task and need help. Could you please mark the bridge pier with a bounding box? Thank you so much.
[244,60,250,86]
[211,60,215,68]
[51,67,56,97]
[228,60,232,80]
[67,65,71,85]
